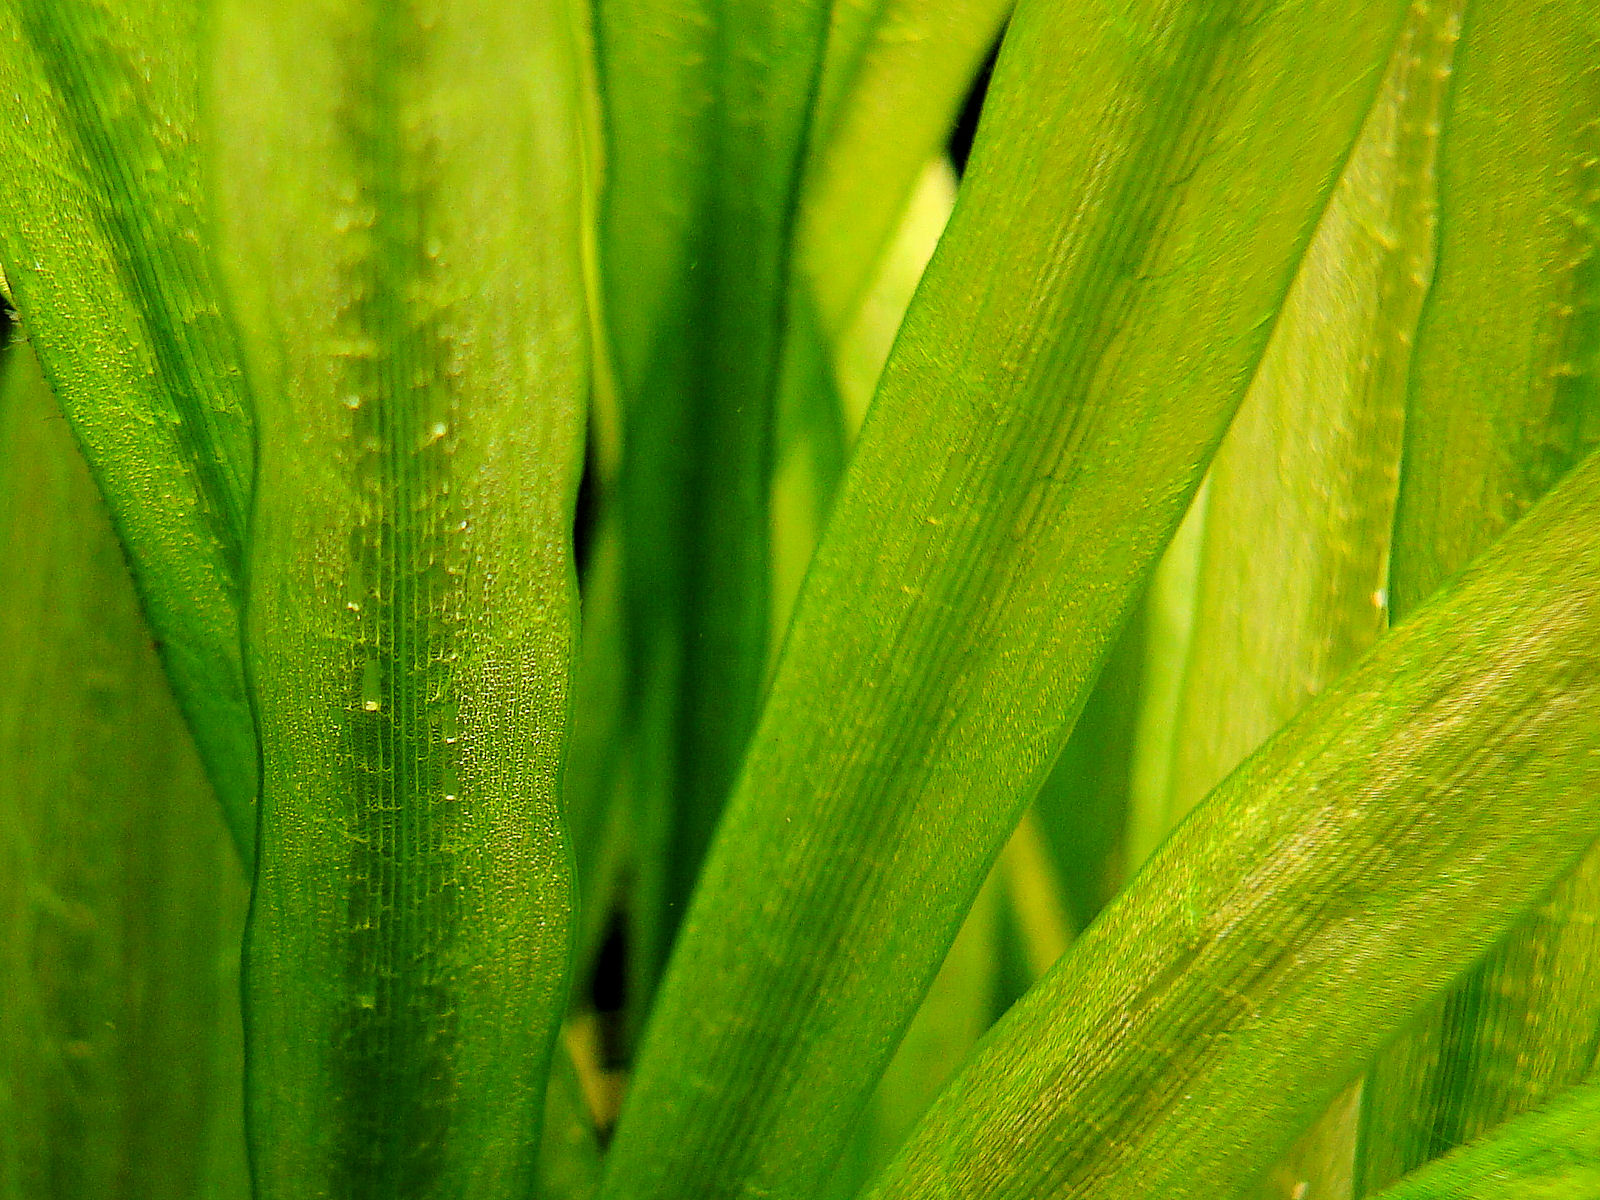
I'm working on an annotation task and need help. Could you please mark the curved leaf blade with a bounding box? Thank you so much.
[867,448,1600,1200]
[210,1,590,1193]
[0,0,257,853]
[1150,5,1463,1190]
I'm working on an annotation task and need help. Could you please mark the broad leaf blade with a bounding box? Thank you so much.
[211,1,589,1193]
[1356,0,1600,1186]
[867,447,1600,1200]
[599,3,1411,1199]
[0,0,257,854]
[0,342,249,1199]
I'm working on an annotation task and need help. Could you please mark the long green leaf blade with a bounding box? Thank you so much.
[1356,0,1600,1186]
[598,0,834,983]
[0,341,249,1199]
[0,0,257,853]
[1166,0,1455,829]
[210,1,589,1193]
[867,446,1600,1200]
[599,3,1411,1198]
[1367,1081,1600,1200]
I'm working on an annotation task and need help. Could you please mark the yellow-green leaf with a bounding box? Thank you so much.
[869,447,1600,1200]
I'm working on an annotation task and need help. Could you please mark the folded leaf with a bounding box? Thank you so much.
[867,447,1600,1200]
[210,0,590,1193]
[599,3,1412,1198]
[0,0,257,854]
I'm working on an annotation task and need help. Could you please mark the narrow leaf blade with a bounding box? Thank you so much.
[1367,1081,1600,1200]
[0,342,249,1199]
[0,0,258,852]
[1357,1,1600,1184]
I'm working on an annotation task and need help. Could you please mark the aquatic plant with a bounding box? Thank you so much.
[1,0,1597,1197]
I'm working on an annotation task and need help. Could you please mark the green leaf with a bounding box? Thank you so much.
[1123,479,1209,870]
[565,507,634,976]
[596,0,835,995]
[209,0,590,1193]
[0,0,257,855]
[1165,0,1456,830]
[800,0,1013,342]
[769,292,850,662]
[1140,4,1464,1191]
[1356,0,1600,1186]
[0,341,249,1199]
[1367,1080,1600,1200]
[831,159,960,438]
[540,1039,604,1200]
[598,3,1412,1198]
[867,445,1600,1200]
[1029,607,1145,934]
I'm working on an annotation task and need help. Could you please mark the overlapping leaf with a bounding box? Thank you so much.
[1368,1081,1600,1200]
[599,3,1412,1198]
[868,448,1600,1200]
[596,0,834,989]
[1357,1,1600,1186]
[0,343,249,1200]
[0,0,257,853]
